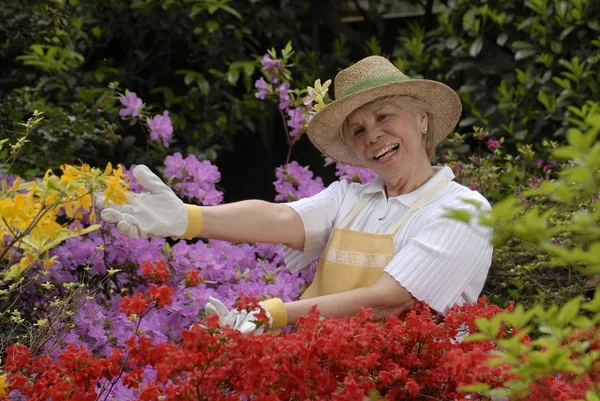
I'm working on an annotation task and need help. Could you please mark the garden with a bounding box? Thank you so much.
[0,0,599,400]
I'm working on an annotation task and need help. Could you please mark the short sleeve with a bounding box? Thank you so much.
[384,198,493,314]
[282,180,347,272]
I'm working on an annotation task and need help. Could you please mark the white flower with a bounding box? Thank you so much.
[304,79,332,106]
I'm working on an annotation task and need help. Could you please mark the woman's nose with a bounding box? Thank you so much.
[366,127,383,144]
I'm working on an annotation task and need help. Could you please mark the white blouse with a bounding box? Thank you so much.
[283,166,493,314]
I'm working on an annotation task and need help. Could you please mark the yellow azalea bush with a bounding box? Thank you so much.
[0,162,128,283]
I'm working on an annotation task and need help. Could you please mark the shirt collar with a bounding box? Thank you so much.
[361,166,455,207]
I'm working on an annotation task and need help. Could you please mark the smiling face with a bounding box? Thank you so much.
[343,96,431,183]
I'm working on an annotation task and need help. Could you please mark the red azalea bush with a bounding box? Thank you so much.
[4,284,599,400]
[4,297,506,401]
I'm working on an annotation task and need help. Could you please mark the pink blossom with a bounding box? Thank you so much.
[119,92,143,117]
[487,139,501,150]
[532,159,543,168]
[148,111,173,147]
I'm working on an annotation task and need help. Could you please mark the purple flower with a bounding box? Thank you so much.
[333,162,376,184]
[274,162,325,202]
[261,54,282,69]
[287,107,305,137]
[543,162,554,173]
[148,111,173,147]
[532,159,543,168]
[163,153,223,205]
[278,82,290,110]
[254,77,269,99]
[487,138,501,150]
[119,92,143,118]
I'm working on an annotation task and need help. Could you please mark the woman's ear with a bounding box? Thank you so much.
[419,113,428,135]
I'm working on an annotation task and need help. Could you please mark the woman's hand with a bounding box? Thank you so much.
[205,297,273,334]
[97,165,188,239]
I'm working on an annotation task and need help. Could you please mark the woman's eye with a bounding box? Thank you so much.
[354,127,365,136]
[378,114,388,121]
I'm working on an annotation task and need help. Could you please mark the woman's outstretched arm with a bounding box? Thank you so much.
[195,201,305,250]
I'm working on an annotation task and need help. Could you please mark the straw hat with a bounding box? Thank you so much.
[306,56,462,166]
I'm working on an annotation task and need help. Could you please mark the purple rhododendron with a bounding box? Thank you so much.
[163,152,223,205]
[325,157,377,184]
[119,92,143,117]
[148,111,173,147]
[278,82,290,110]
[261,54,282,69]
[287,107,304,137]
[274,161,325,202]
[254,77,269,99]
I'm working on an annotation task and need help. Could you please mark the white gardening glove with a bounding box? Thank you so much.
[97,165,187,239]
[205,296,273,335]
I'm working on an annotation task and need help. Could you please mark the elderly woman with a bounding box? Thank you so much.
[99,56,493,334]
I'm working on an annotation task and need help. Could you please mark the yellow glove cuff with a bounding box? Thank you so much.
[183,204,203,239]
[261,298,288,330]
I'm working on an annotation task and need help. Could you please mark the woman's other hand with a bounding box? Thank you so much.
[205,297,274,334]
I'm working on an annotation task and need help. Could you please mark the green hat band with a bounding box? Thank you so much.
[339,74,412,99]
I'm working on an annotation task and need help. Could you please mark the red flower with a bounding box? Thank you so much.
[236,294,261,312]
[141,259,170,282]
[120,292,149,316]
[146,283,174,308]
[184,269,203,286]
[123,367,144,389]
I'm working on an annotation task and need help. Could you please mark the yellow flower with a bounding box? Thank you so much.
[313,96,328,112]
[304,79,332,106]
[100,164,128,206]
[0,373,7,396]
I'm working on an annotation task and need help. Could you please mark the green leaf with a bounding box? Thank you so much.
[560,26,575,40]
[550,40,563,54]
[30,44,45,56]
[227,66,240,85]
[587,390,600,401]
[220,4,242,20]
[512,40,535,50]
[3,263,28,281]
[184,72,195,86]
[496,33,508,46]
[566,128,584,148]
[443,209,472,223]
[515,49,537,60]
[446,37,459,50]
[458,383,490,393]
[558,296,582,326]
[463,333,489,342]
[91,26,102,39]
[469,36,484,57]
[582,291,600,313]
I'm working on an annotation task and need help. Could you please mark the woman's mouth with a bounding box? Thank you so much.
[373,144,399,161]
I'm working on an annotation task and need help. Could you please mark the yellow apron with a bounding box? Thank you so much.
[301,178,449,300]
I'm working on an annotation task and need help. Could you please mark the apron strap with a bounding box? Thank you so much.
[339,193,377,229]
[385,178,450,235]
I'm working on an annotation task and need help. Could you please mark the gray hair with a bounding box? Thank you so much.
[341,95,436,158]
